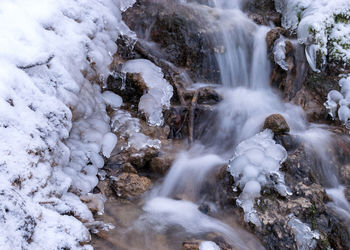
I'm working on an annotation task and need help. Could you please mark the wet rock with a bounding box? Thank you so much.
[245,0,281,26]
[248,13,264,25]
[198,203,211,215]
[108,143,159,170]
[265,27,285,52]
[263,114,290,135]
[183,238,232,250]
[192,87,222,105]
[129,147,159,169]
[80,193,106,215]
[274,134,300,152]
[122,0,221,83]
[182,240,201,250]
[150,154,174,175]
[121,162,138,174]
[106,72,147,105]
[111,173,151,199]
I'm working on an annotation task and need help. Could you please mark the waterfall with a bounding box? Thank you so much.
[136,0,350,247]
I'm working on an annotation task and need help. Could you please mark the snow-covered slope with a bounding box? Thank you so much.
[0,0,134,249]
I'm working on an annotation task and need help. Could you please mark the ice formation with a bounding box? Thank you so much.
[273,36,289,71]
[324,75,350,128]
[102,91,123,109]
[275,0,350,68]
[228,130,290,226]
[0,0,135,248]
[111,109,161,150]
[288,215,320,250]
[122,59,173,126]
[199,241,220,250]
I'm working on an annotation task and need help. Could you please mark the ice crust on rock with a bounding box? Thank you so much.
[288,215,320,250]
[111,109,161,150]
[199,241,220,250]
[122,59,173,126]
[102,91,123,109]
[0,0,135,248]
[228,130,290,226]
[325,75,350,128]
[102,132,118,158]
[273,36,289,71]
[275,0,350,68]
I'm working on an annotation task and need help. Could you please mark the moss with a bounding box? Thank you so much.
[334,11,350,24]
[297,12,302,23]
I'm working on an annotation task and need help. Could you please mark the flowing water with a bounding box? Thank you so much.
[94,0,350,248]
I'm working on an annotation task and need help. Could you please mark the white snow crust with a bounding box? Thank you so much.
[0,0,135,248]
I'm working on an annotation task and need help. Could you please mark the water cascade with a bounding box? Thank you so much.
[95,0,350,248]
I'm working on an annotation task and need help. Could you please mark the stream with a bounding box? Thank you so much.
[93,0,350,249]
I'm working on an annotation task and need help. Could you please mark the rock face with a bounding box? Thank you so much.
[122,0,222,83]
[111,173,151,199]
[263,114,290,135]
[267,28,345,123]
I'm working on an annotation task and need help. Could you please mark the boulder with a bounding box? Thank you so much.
[111,173,151,199]
[150,154,174,175]
[263,114,290,135]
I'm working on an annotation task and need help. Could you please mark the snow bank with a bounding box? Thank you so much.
[0,0,135,248]
[122,59,173,126]
[325,75,350,128]
[228,130,290,226]
[275,0,350,68]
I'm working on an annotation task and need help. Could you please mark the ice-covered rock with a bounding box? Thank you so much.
[122,59,173,126]
[199,241,220,250]
[111,109,161,150]
[325,75,350,127]
[102,132,118,158]
[228,129,290,226]
[273,36,289,71]
[288,215,320,250]
[102,91,123,109]
[275,0,350,68]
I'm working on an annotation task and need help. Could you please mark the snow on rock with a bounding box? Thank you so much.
[325,75,350,128]
[228,129,290,226]
[122,59,173,126]
[0,0,135,248]
[275,0,350,68]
